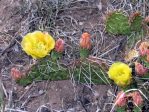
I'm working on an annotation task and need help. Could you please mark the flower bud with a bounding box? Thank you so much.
[132,91,143,106]
[139,42,149,56]
[115,91,127,107]
[128,91,143,106]
[80,32,91,49]
[135,62,148,76]
[55,39,65,53]
[11,68,22,80]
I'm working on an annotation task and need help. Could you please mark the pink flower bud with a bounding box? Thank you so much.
[129,91,143,106]
[139,42,149,56]
[135,62,148,76]
[11,68,22,80]
[115,91,127,107]
[55,39,65,53]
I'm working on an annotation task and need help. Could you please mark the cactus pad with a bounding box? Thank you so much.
[130,12,143,32]
[17,58,68,86]
[17,58,111,86]
[106,11,131,35]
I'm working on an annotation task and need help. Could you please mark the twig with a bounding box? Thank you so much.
[18,82,35,101]
[99,45,119,58]
[5,108,28,112]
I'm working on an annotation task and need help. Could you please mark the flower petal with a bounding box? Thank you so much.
[21,31,55,59]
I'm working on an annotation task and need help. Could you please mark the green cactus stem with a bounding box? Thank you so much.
[72,60,111,85]
[106,11,131,35]
[51,50,63,61]
[16,58,111,86]
[80,48,90,59]
[130,12,143,32]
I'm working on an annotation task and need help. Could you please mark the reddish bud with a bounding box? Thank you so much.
[115,91,127,107]
[135,62,148,76]
[132,91,143,106]
[55,39,65,53]
[128,91,143,106]
[139,42,149,56]
[80,32,91,49]
[11,68,23,80]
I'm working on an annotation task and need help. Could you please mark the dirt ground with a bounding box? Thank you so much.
[0,0,144,112]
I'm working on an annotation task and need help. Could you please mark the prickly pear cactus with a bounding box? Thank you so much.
[17,58,110,86]
[73,60,111,84]
[116,106,141,112]
[17,58,68,86]
[106,11,131,35]
[80,48,90,59]
[130,12,143,32]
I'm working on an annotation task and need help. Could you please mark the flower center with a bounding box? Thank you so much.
[118,71,125,77]
[36,42,45,50]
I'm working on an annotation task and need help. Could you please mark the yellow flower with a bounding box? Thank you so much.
[21,31,55,59]
[108,62,132,87]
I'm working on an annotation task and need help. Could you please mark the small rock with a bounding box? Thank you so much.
[79,22,84,26]
[39,90,44,95]
[66,108,75,112]
[97,2,102,10]
[25,86,30,90]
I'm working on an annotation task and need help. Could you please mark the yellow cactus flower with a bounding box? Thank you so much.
[108,62,132,87]
[21,31,55,59]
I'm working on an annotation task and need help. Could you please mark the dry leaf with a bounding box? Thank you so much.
[125,49,139,62]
